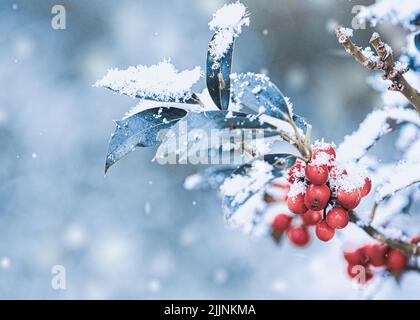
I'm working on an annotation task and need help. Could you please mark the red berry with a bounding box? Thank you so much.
[287,193,308,214]
[411,236,420,244]
[315,221,335,241]
[287,225,311,247]
[287,160,305,184]
[347,264,373,284]
[361,177,371,197]
[344,248,367,265]
[336,188,361,210]
[305,164,329,185]
[326,207,349,229]
[363,243,389,267]
[272,214,292,233]
[304,184,331,211]
[301,210,322,226]
[386,249,407,272]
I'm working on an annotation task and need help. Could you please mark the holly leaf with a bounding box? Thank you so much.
[231,72,307,130]
[206,34,234,110]
[221,154,296,221]
[105,107,187,173]
[155,111,280,163]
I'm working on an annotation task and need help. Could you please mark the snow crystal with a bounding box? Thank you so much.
[329,163,366,192]
[394,61,408,73]
[338,27,353,37]
[287,181,306,197]
[94,60,202,102]
[208,1,250,68]
[361,47,380,63]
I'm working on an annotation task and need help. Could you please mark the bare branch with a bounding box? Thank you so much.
[336,27,420,114]
[348,211,419,257]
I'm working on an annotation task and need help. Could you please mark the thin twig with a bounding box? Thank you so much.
[348,211,419,257]
[336,27,420,114]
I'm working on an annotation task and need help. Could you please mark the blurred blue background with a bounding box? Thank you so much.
[0,0,418,299]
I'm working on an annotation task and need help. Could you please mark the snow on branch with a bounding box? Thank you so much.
[94,60,202,102]
[208,1,250,68]
[336,27,420,113]
[356,0,420,29]
[337,107,420,163]
[375,161,420,202]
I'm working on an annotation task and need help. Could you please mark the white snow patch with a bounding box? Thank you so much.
[95,60,202,102]
[208,1,250,68]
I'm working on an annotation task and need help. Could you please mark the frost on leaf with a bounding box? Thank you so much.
[154,111,277,164]
[94,60,202,102]
[337,107,420,163]
[208,1,250,67]
[221,154,296,226]
[105,107,187,173]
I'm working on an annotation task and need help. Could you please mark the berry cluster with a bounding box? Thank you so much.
[343,239,418,283]
[285,141,371,242]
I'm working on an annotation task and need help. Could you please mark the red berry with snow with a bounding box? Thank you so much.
[301,210,322,226]
[305,164,329,185]
[287,225,311,247]
[361,177,371,197]
[411,236,420,244]
[363,243,389,267]
[313,144,336,160]
[304,184,330,211]
[287,160,305,184]
[326,207,349,229]
[386,249,408,272]
[344,248,367,265]
[287,193,307,214]
[315,221,335,241]
[336,188,361,210]
[272,214,292,233]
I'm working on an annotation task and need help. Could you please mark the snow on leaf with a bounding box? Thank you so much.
[375,160,420,202]
[208,1,250,65]
[230,72,308,132]
[105,107,187,173]
[184,165,238,190]
[221,154,296,222]
[95,60,202,103]
[206,1,249,110]
[337,107,420,163]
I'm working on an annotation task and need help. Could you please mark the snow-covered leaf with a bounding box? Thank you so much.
[184,165,238,190]
[95,60,202,103]
[206,1,250,110]
[221,154,296,221]
[105,107,187,173]
[337,107,420,163]
[231,72,307,130]
[206,33,234,111]
[155,111,279,163]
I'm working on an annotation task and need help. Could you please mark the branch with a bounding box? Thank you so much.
[336,27,420,114]
[348,211,419,257]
